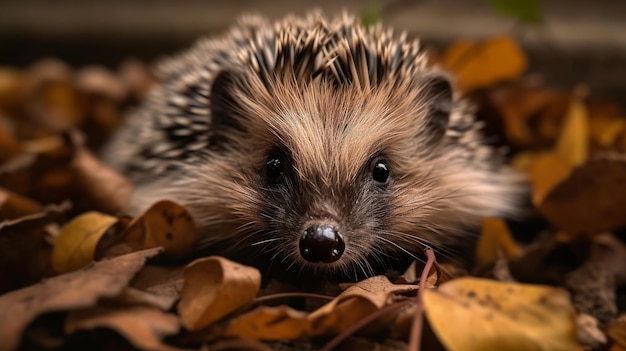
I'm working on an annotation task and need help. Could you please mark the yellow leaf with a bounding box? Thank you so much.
[441,36,527,92]
[177,256,261,331]
[52,211,119,274]
[555,97,589,166]
[424,278,580,351]
[589,115,626,147]
[475,218,521,267]
[530,152,572,207]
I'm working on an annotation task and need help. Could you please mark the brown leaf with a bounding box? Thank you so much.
[475,218,521,267]
[489,83,569,148]
[223,305,310,340]
[0,248,161,351]
[111,287,179,311]
[0,188,42,220]
[178,256,261,331]
[75,66,127,102]
[0,118,23,162]
[539,154,626,235]
[66,306,182,351]
[207,339,273,351]
[0,202,70,293]
[608,317,626,350]
[0,67,23,114]
[109,200,197,259]
[69,145,132,214]
[441,36,527,92]
[308,276,418,336]
[118,59,159,101]
[130,264,185,303]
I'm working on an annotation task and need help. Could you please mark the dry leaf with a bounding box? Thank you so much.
[178,256,261,331]
[111,287,179,311]
[66,306,182,351]
[555,97,589,166]
[475,218,521,267]
[130,264,185,302]
[423,277,579,351]
[308,276,418,336]
[538,154,626,235]
[608,317,626,350]
[0,248,161,351]
[70,146,133,214]
[530,152,572,207]
[51,211,120,274]
[0,119,23,162]
[223,305,310,340]
[441,36,527,92]
[207,339,273,351]
[0,202,69,293]
[0,188,42,220]
[115,200,197,259]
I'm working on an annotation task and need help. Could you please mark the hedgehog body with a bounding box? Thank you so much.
[103,13,524,280]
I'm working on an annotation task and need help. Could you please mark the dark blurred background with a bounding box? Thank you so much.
[0,0,625,105]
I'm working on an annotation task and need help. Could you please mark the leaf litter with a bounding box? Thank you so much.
[0,31,625,351]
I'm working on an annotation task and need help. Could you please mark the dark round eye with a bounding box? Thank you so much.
[372,160,389,184]
[266,156,285,182]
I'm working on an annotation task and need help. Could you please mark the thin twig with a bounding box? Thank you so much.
[408,247,437,351]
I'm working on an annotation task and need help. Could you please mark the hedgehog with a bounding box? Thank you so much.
[103,12,525,281]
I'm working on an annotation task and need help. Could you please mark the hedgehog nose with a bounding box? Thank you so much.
[299,224,345,263]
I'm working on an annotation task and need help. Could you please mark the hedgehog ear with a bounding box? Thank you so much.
[210,70,246,139]
[419,75,453,144]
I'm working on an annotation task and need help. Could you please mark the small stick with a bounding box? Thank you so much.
[408,247,437,351]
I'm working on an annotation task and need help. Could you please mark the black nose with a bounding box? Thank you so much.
[299,224,345,263]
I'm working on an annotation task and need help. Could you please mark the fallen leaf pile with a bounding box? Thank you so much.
[0,32,625,351]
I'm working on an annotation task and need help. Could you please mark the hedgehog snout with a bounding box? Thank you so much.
[299,222,345,263]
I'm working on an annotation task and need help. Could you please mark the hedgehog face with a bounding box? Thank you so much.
[173,68,463,279]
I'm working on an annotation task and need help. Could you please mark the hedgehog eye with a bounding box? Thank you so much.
[371,160,390,184]
[266,155,286,183]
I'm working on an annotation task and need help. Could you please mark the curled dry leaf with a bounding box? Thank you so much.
[440,36,527,92]
[423,278,579,351]
[117,200,197,259]
[0,201,69,293]
[538,154,626,235]
[555,96,589,166]
[607,316,626,350]
[530,152,571,207]
[309,276,418,336]
[51,211,120,274]
[224,305,310,340]
[0,188,42,220]
[475,218,521,268]
[0,118,23,162]
[178,256,261,331]
[221,276,419,341]
[70,146,133,214]
[130,264,185,303]
[66,306,182,351]
[0,248,161,351]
